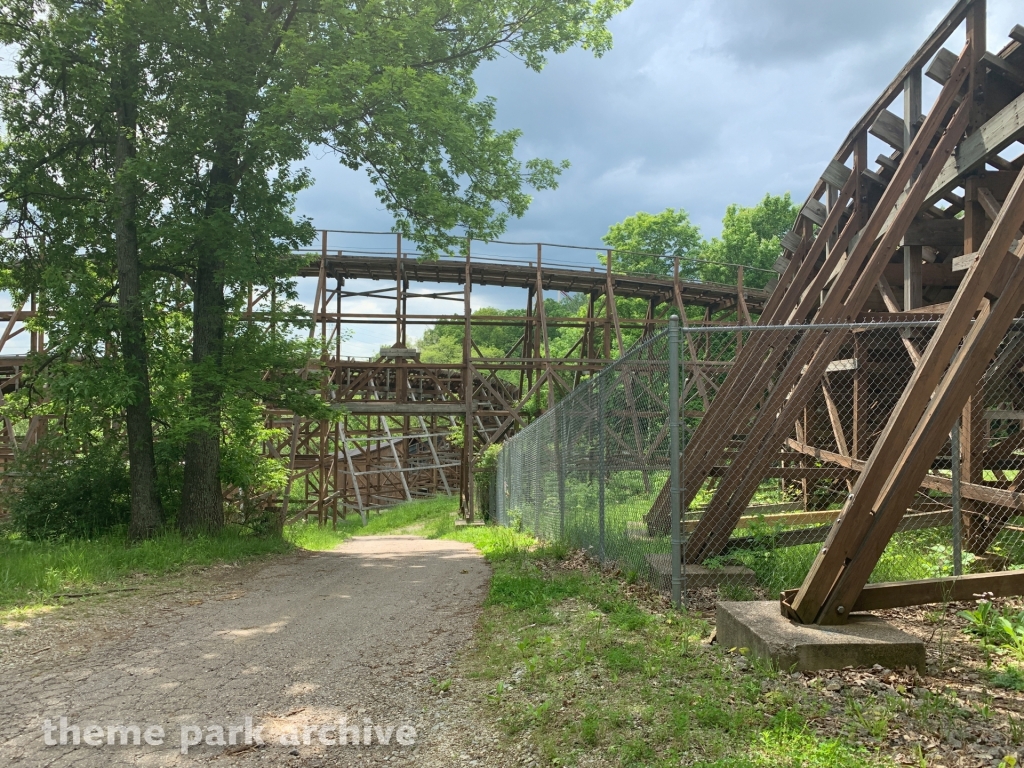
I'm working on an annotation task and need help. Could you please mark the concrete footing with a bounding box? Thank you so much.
[645,554,757,591]
[716,601,926,672]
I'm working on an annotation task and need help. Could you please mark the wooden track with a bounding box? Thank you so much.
[297,253,772,312]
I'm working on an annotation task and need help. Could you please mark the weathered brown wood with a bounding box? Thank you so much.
[870,109,907,151]
[785,437,1024,510]
[687,59,973,564]
[926,90,1024,205]
[809,166,1024,625]
[850,571,1024,611]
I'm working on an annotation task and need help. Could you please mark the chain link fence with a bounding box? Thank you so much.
[495,319,1024,608]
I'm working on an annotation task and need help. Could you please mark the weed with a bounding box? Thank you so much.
[1010,715,1024,744]
[720,584,757,602]
[994,666,1024,691]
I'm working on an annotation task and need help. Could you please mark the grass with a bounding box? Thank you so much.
[0,527,292,612]
[460,539,1020,766]
[462,542,893,767]
[2,494,1005,764]
[0,494,464,612]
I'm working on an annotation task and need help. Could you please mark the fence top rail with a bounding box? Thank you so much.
[683,320,943,332]
[497,317,1024,448]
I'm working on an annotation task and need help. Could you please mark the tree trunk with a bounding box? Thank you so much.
[177,164,232,536]
[114,45,163,542]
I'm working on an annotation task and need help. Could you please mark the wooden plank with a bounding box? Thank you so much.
[684,508,839,534]
[834,0,973,160]
[869,109,906,151]
[862,168,889,189]
[881,261,956,287]
[986,409,1024,420]
[740,509,840,527]
[728,509,951,553]
[772,254,791,274]
[822,160,853,189]
[877,275,924,364]
[810,167,1024,625]
[688,61,973,564]
[706,466,856,481]
[926,47,959,85]
[982,52,1024,88]
[342,402,467,415]
[826,358,859,372]
[646,170,856,532]
[784,438,1024,520]
[952,251,978,271]
[821,379,850,457]
[782,230,803,253]
[744,501,805,516]
[850,571,1024,612]
[927,90,1024,206]
[801,199,828,227]
[905,217,964,247]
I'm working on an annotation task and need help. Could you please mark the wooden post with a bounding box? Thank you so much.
[904,67,924,311]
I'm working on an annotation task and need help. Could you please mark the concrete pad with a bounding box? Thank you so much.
[625,520,654,542]
[645,554,757,591]
[716,601,926,672]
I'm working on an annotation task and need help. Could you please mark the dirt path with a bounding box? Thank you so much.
[0,535,495,767]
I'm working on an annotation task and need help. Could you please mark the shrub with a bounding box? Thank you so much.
[7,441,132,540]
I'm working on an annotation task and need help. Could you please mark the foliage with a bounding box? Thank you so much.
[468,545,886,767]
[0,494,462,610]
[0,0,632,537]
[600,208,703,277]
[960,599,1024,661]
[0,525,292,611]
[700,193,799,288]
[6,440,132,541]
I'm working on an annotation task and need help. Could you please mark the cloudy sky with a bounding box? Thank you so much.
[301,0,1019,246]
[298,0,1019,355]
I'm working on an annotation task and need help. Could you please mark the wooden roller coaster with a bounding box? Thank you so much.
[643,0,1024,624]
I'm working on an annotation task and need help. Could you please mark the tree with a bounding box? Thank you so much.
[699,193,799,289]
[0,0,173,539]
[600,208,703,277]
[155,0,631,534]
[0,0,632,536]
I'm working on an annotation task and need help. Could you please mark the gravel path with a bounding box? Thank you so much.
[0,535,498,767]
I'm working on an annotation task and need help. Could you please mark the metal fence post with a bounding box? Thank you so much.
[535,430,542,536]
[951,418,963,576]
[598,372,606,565]
[557,410,566,540]
[669,316,682,609]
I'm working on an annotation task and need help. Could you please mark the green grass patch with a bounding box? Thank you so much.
[462,544,898,767]
[0,495,463,611]
[285,495,461,550]
[0,527,291,611]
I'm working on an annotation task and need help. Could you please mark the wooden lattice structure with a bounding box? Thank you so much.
[274,235,771,524]
[645,0,1024,624]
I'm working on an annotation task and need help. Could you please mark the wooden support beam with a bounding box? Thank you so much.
[794,164,1024,625]
[870,109,907,151]
[785,437,1024,511]
[926,47,959,85]
[684,54,973,563]
[850,571,1024,612]
[927,90,1024,205]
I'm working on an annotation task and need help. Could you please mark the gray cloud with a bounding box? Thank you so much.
[294,0,1019,350]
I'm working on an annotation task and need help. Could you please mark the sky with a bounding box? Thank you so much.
[295,0,1020,356]
[0,1,1017,357]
